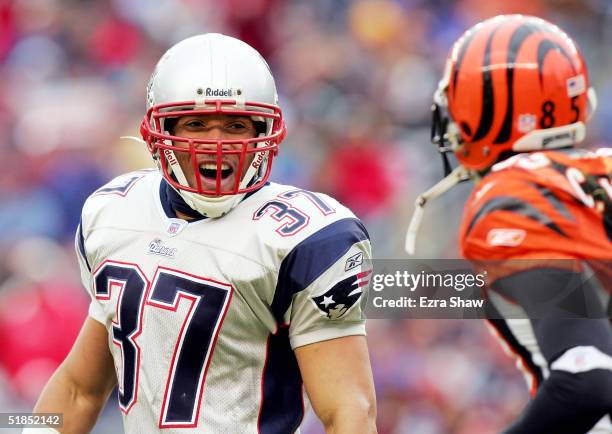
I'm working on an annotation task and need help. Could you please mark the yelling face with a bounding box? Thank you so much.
[170,114,259,195]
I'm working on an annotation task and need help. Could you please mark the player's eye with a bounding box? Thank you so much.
[183,119,206,128]
[226,121,252,133]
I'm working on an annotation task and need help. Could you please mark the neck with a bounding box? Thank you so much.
[175,209,195,221]
[164,181,207,221]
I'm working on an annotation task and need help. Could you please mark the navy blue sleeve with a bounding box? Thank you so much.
[271,217,370,324]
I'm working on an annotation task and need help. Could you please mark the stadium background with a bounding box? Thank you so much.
[0,0,610,432]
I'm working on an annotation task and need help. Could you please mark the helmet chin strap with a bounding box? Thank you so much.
[160,146,244,218]
[405,165,470,256]
[160,136,269,219]
[178,189,244,218]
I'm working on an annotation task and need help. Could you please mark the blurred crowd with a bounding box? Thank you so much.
[1,0,611,433]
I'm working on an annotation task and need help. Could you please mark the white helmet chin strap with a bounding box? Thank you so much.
[159,146,240,218]
[159,134,269,219]
[176,188,245,219]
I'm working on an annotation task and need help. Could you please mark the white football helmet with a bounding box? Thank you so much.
[140,33,286,218]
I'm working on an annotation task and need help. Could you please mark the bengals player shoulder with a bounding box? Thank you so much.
[461,147,612,266]
[407,15,612,434]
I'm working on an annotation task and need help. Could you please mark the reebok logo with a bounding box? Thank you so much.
[345,252,364,272]
[486,228,526,247]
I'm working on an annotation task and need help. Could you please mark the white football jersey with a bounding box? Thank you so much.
[75,169,372,434]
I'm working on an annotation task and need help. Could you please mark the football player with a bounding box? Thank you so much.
[406,15,612,434]
[29,34,377,434]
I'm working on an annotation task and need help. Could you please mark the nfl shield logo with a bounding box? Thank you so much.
[517,114,537,133]
[166,219,187,237]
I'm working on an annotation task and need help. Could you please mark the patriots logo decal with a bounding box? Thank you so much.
[312,270,372,320]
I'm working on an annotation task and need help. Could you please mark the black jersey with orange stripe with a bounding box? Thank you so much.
[459,148,612,283]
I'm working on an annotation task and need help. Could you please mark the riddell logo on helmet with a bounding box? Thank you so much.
[205,88,239,97]
[251,152,265,169]
[164,149,178,166]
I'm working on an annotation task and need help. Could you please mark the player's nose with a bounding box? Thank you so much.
[200,126,225,141]
[190,131,226,154]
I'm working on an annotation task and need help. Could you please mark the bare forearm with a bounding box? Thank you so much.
[34,368,111,434]
[296,336,377,434]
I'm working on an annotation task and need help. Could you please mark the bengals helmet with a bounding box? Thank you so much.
[432,15,597,173]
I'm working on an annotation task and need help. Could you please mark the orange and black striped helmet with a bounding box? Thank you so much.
[432,15,597,172]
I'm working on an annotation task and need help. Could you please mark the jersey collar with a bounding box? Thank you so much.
[158,179,269,221]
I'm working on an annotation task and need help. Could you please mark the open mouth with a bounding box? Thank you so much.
[198,162,234,181]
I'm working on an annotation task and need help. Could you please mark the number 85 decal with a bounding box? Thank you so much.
[93,261,232,428]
